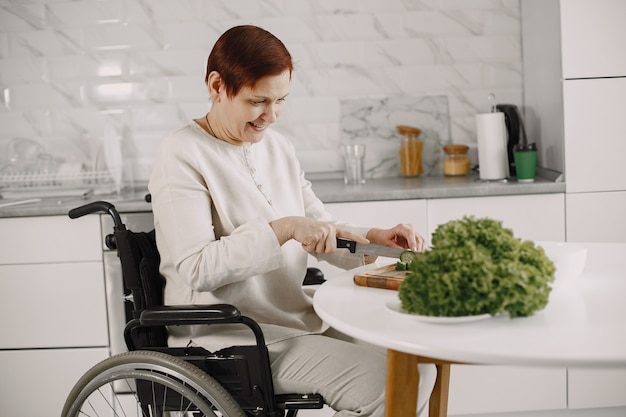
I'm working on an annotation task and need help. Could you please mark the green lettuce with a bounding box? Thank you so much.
[398,216,555,318]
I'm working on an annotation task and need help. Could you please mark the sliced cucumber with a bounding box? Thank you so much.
[399,250,418,264]
[395,261,407,271]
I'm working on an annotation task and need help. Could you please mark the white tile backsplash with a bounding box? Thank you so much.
[128,49,205,77]
[46,0,125,26]
[0,0,522,182]
[9,28,86,57]
[0,56,45,83]
[0,111,40,138]
[0,4,46,32]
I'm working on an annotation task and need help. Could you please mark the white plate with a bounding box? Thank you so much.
[385,300,491,324]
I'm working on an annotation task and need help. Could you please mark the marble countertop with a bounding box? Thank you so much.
[0,170,564,218]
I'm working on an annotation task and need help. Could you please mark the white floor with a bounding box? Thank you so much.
[446,407,626,417]
[299,405,335,416]
[299,405,626,417]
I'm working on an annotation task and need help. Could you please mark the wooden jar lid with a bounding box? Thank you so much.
[396,125,421,136]
[443,144,469,155]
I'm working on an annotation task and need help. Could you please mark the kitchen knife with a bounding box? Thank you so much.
[336,237,405,258]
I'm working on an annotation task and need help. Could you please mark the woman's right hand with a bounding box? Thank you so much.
[269,216,369,253]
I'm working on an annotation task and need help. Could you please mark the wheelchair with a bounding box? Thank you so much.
[62,200,326,417]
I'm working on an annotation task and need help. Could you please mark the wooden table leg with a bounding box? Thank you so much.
[385,350,452,417]
[429,363,451,417]
[385,349,419,417]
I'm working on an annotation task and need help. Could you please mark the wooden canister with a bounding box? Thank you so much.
[443,144,470,176]
[397,125,423,176]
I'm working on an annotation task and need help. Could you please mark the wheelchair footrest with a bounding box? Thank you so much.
[276,393,324,409]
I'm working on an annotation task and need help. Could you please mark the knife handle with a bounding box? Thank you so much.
[336,238,357,253]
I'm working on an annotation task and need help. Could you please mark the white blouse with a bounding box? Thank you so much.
[148,122,368,351]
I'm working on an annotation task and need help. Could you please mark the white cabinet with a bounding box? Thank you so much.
[565,185,626,408]
[0,348,109,416]
[566,192,626,243]
[448,365,566,415]
[0,215,107,349]
[522,2,626,409]
[563,78,626,193]
[564,190,626,409]
[0,214,107,416]
[0,262,107,349]
[560,0,626,79]
[0,214,101,264]
[522,0,626,194]
[521,0,626,180]
[427,193,566,242]
[568,367,626,409]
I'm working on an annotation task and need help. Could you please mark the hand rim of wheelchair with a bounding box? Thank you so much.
[62,350,246,417]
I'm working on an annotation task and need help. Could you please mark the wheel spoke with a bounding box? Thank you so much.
[62,351,245,417]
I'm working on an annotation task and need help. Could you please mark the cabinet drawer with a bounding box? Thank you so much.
[427,194,566,241]
[0,215,101,264]
[566,192,626,243]
[568,367,626,408]
[0,262,108,348]
[0,347,109,417]
[563,78,626,193]
[448,365,566,415]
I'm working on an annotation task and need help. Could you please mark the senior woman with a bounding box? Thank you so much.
[149,25,435,416]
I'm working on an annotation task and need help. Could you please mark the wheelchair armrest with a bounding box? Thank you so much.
[139,303,241,327]
[303,267,325,285]
[124,303,268,353]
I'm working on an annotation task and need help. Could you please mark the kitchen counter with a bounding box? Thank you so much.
[0,169,564,218]
[312,169,563,203]
[0,187,153,218]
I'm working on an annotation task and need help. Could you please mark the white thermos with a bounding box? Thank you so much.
[476,111,509,180]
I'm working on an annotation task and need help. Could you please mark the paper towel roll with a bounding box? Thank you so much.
[476,112,509,180]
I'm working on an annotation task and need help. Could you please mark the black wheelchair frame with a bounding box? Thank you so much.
[62,200,325,417]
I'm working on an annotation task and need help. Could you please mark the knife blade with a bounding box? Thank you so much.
[336,238,405,258]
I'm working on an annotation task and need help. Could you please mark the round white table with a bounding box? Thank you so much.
[313,242,626,417]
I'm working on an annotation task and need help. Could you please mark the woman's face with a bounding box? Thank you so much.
[214,70,291,145]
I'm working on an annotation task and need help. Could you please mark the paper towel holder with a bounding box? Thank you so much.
[475,111,510,182]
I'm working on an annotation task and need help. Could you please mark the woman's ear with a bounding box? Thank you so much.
[206,71,223,102]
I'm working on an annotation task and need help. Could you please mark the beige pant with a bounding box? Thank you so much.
[268,329,437,417]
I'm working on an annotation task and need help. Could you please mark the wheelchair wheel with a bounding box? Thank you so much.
[62,350,246,417]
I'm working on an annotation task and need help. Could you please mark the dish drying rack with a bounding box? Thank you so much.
[0,168,119,198]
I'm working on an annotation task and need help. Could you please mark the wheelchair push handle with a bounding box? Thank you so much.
[68,200,125,230]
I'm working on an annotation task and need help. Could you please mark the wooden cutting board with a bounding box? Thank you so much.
[353,264,407,290]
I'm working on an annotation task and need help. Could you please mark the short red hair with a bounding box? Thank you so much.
[205,25,293,97]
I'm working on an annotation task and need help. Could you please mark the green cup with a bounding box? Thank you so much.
[513,143,537,182]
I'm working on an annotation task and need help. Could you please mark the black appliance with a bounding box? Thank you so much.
[495,104,528,176]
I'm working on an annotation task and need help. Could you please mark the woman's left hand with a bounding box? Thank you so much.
[366,224,426,253]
